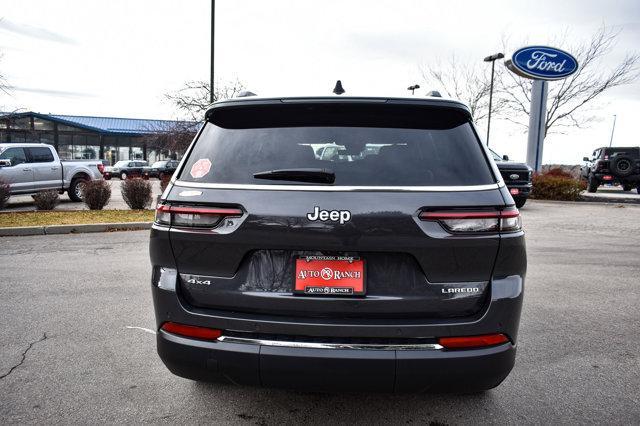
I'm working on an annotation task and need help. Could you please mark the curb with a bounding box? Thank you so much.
[529,199,640,207]
[0,221,152,237]
[580,196,640,205]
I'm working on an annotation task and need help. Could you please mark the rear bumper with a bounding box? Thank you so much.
[505,183,532,197]
[593,173,640,183]
[158,330,515,392]
[151,271,524,392]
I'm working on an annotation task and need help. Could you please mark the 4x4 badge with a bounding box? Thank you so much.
[307,206,351,224]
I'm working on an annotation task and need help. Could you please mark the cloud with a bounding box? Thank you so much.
[0,18,77,45]
[8,86,94,98]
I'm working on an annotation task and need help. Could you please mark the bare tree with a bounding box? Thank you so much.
[165,79,245,121]
[421,56,506,124]
[0,52,11,96]
[142,120,199,154]
[497,26,640,135]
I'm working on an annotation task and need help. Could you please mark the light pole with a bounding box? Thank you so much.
[210,0,215,104]
[608,114,617,147]
[407,84,420,95]
[483,52,504,146]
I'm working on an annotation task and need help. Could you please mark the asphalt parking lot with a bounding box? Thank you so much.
[0,200,639,424]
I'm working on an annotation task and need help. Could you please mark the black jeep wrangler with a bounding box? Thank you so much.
[581,147,640,193]
[490,149,532,208]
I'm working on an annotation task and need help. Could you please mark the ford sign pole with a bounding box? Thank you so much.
[505,46,579,172]
[526,80,548,171]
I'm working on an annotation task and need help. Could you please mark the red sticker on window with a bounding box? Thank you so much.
[190,159,211,179]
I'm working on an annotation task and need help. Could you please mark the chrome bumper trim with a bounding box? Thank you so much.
[216,335,444,351]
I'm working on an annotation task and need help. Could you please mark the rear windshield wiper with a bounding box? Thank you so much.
[253,168,335,184]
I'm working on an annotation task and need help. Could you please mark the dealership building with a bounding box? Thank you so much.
[0,111,198,165]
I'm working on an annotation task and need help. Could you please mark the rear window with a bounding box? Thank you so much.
[604,148,639,158]
[178,103,495,186]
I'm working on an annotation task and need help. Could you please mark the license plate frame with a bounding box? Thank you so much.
[293,255,366,296]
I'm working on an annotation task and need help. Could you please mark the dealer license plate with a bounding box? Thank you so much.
[294,255,365,296]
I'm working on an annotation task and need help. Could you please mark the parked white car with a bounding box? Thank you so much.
[0,143,104,202]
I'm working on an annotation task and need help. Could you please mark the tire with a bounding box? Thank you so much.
[622,184,632,192]
[611,156,634,178]
[514,197,527,208]
[159,172,165,181]
[587,175,599,193]
[0,193,9,209]
[120,172,128,180]
[637,185,640,195]
[68,177,86,202]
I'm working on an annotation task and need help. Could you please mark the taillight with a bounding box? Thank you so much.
[155,204,243,228]
[97,163,105,174]
[602,175,613,181]
[509,188,520,195]
[438,333,509,349]
[419,208,521,233]
[161,322,222,340]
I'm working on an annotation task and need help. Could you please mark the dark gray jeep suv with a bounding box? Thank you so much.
[150,96,526,393]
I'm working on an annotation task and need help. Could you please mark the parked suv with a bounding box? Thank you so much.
[143,160,180,180]
[490,149,532,208]
[149,97,526,393]
[581,147,640,193]
[103,160,148,180]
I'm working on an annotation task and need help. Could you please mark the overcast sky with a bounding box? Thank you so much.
[1,0,639,164]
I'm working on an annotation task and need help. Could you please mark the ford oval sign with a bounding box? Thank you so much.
[506,46,578,80]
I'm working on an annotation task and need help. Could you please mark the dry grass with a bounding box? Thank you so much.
[0,210,154,228]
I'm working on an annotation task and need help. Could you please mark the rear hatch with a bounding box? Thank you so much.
[162,99,507,319]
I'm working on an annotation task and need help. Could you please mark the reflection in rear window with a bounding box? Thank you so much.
[179,105,495,187]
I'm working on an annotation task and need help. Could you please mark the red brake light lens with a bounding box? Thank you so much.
[438,333,509,349]
[161,322,222,340]
[419,209,521,233]
[155,205,243,228]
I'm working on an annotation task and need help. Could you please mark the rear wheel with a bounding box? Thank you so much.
[514,197,527,208]
[637,185,640,195]
[622,184,632,191]
[587,175,599,193]
[68,178,86,202]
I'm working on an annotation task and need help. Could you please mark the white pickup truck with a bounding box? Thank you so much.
[0,143,104,202]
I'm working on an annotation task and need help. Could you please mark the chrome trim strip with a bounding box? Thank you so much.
[216,335,443,350]
[173,180,502,192]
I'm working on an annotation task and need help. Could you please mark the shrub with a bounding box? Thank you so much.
[33,190,60,210]
[0,178,10,210]
[121,177,152,209]
[531,172,586,201]
[542,167,574,179]
[83,179,111,210]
